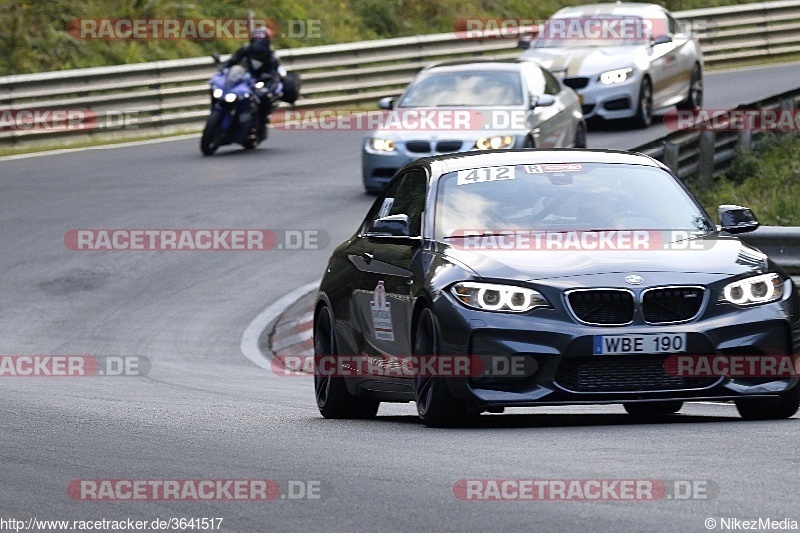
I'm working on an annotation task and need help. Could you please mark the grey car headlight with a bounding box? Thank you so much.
[598,68,634,85]
[476,136,514,150]
[451,282,550,313]
[369,138,396,152]
[720,273,784,306]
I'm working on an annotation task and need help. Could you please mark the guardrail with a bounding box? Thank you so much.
[2,0,800,146]
[742,227,800,274]
[631,86,800,188]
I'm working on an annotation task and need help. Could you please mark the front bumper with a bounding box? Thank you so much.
[567,71,643,121]
[362,135,528,191]
[432,286,800,408]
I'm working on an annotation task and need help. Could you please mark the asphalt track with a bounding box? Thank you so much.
[1,62,799,532]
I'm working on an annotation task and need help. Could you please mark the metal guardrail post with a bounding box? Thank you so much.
[663,141,680,173]
[697,130,716,189]
[737,129,753,152]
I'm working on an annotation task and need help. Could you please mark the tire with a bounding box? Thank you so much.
[631,77,653,129]
[735,386,800,420]
[573,122,587,148]
[623,401,683,416]
[200,110,226,155]
[281,72,301,104]
[313,306,379,419]
[413,308,473,427]
[677,64,703,111]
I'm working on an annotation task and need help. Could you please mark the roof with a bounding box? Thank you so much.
[551,2,668,19]
[406,148,666,176]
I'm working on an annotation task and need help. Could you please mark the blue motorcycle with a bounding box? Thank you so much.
[201,65,282,155]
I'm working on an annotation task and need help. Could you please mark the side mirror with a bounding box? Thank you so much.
[719,205,759,234]
[518,36,532,50]
[652,34,673,45]
[211,52,221,65]
[378,97,395,110]
[531,94,556,109]
[369,214,410,237]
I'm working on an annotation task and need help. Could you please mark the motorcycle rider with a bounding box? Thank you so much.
[222,27,284,141]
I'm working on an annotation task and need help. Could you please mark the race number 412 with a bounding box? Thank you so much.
[458,166,516,185]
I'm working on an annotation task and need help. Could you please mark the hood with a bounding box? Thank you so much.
[365,106,531,140]
[521,45,640,77]
[442,234,769,284]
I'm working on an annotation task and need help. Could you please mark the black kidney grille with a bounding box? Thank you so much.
[435,140,463,153]
[563,77,590,90]
[556,356,717,393]
[405,141,431,153]
[643,287,704,324]
[567,290,634,325]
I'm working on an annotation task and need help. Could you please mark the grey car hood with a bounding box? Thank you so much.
[521,45,640,77]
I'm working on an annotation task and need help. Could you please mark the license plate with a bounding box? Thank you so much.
[593,333,687,355]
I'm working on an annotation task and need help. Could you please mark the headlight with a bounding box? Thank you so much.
[476,136,514,150]
[598,68,634,85]
[720,273,784,306]
[212,88,223,99]
[224,93,237,103]
[369,138,396,152]
[451,282,550,313]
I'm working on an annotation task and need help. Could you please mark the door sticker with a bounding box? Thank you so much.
[371,281,395,341]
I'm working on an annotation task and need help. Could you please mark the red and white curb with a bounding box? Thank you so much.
[239,279,319,370]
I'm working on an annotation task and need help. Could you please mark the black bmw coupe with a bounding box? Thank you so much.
[314,149,800,427]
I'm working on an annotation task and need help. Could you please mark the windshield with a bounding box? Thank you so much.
[533,16,656,48]
[398,70,524,107]
[434,163,714,240]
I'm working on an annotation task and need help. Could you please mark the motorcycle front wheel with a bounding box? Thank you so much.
[200,110,226,155]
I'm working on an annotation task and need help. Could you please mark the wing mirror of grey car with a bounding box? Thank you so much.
[378,97,395,110]
[368,214,410,237]
[518,36,532,49]
[652,34,673,45]
[531,94,556,109]
[719,204,760,234]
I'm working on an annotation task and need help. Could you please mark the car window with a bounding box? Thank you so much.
[541,68,561,96]
[364,169,427,236]
[434,163,714,239]
[363,177,404,233]
[388,169,427,236]
[521,65,546,96]
[399,70,524,107]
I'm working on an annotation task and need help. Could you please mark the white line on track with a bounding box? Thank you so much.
[239,279,321,369]
[0,133,199,161]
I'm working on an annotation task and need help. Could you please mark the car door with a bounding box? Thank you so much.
[351,169,427,375]
[664,13,697,102]
[647,14,681,108]
[522,63,571,148]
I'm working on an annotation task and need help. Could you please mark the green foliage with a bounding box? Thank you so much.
[692,134,800,226]
[0,0,772,75]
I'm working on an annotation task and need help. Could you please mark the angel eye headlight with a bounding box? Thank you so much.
[476,136,514,150]
[720,273,784,306]
[451,282,549,313]
[599,68,633,85]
